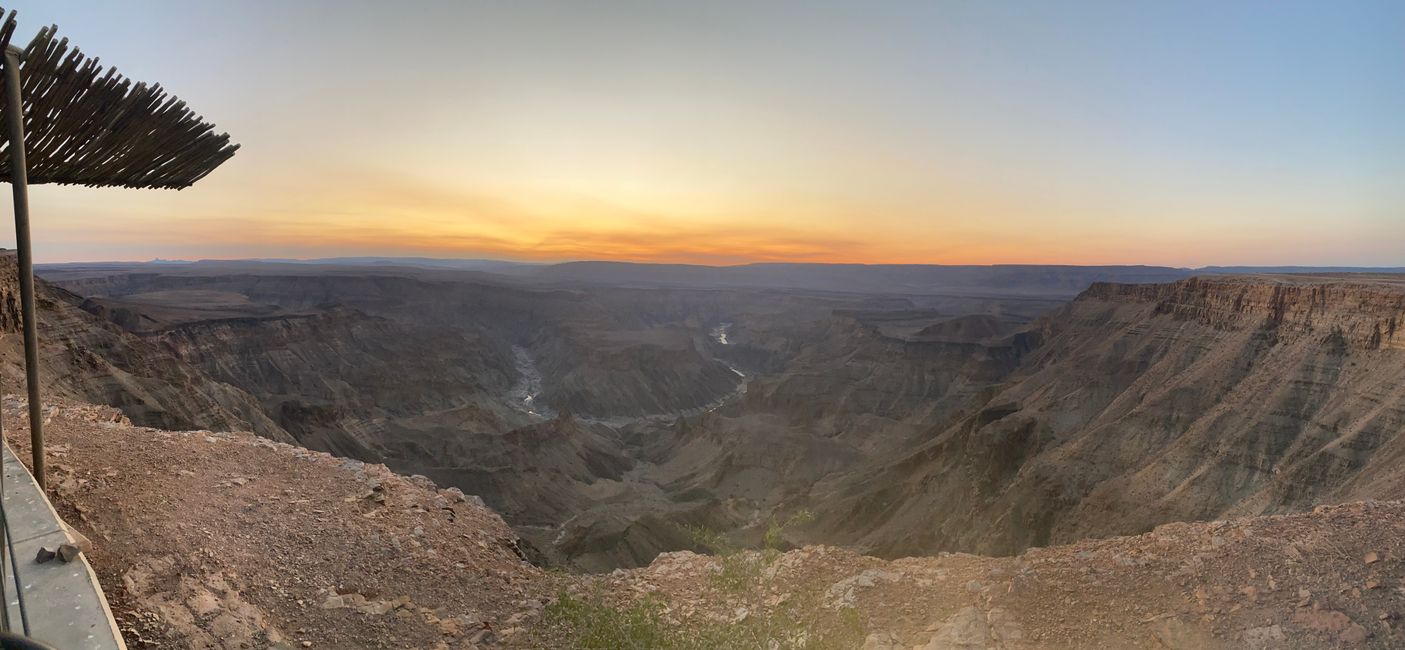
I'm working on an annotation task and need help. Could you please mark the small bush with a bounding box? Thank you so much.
[763,510,814,553]
[538,511,864,649]
[540,588,864,650]
[542,592,683,649]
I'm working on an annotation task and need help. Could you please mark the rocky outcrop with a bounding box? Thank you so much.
[913,314,1009,343]
[1083,276,1405,350]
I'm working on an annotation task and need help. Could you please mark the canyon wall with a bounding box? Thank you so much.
[0,254,287,440]
[820,275,1405,557]
[1084,276,1405,350]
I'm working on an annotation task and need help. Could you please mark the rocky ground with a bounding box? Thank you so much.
[3,397,556,649]
[580,503,1405,649]
[7,396,1405,649]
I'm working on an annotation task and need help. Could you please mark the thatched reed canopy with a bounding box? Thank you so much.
[0,8,237,189]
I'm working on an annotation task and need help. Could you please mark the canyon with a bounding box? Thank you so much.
[16,255,1405,580]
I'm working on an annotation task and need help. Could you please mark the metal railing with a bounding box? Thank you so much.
[0,407,25,637]
[0,408,43,647]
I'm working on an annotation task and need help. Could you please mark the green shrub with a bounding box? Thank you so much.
[538,511,864,649]
[542,592,682,649]
[540,588,864,650]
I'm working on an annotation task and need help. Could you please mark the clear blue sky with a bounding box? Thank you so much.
[2,0,1403,265]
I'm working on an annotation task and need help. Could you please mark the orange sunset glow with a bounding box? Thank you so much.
[3,0,1402,267]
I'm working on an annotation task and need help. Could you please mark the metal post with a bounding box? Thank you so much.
[2,47,42,489]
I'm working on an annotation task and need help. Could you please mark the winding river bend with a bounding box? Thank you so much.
[710,322,733,345]
[506,323,749,425]
[507,345,555,419]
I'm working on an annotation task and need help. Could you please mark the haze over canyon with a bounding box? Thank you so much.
[14,256,1404,573]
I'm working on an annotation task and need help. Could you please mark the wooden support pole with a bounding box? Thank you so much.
[4,46,43,489]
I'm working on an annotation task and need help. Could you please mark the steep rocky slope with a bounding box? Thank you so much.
[149,306,522,457]
[0,253,286,440]
[913,314,1009,343]
[397,413,636,528]
[12,396,1405,649]
[821,274,1405,558]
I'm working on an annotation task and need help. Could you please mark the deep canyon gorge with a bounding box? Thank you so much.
[11,255,1405,578]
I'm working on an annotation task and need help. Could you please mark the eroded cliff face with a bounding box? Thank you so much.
[0,254,287,440]
[62,269,755,422]
[149,307,521,457]
[1083,276,1405,350]
[821,274,1405,558]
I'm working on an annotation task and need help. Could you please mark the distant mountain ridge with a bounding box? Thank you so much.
[519,261,1194,297]
[39,257,1405,299]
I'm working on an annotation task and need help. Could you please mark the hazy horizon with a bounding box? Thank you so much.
[30,253,1405,272]
[1,0,1402,266]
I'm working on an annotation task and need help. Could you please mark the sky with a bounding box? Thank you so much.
[2,0,1403,266]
